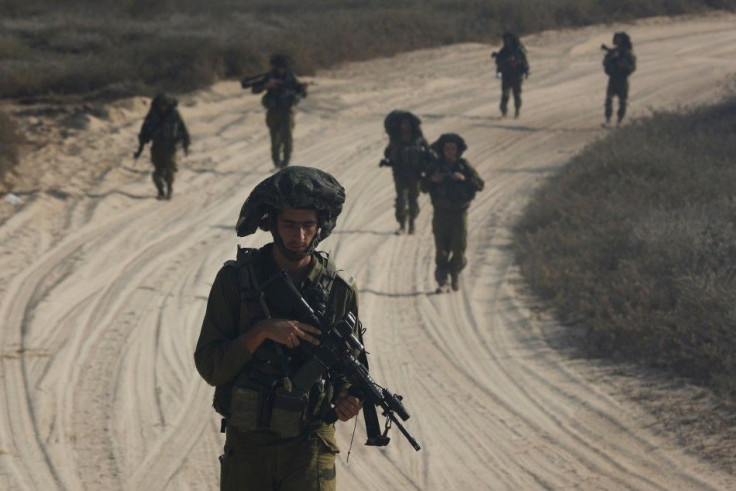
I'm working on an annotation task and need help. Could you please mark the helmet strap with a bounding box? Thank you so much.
[271,229,321,262]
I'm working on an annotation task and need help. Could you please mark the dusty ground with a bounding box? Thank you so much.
[2,14,736,491]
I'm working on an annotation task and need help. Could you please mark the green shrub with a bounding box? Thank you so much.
[514,98,736,399]
[0,111,22,187]
[1,0,734,99]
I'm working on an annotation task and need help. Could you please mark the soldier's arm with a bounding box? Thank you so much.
[194,266,254,386]
[464,161,485,192]
[138,114,156,145]
[291,73,308,97]
[177,112,191,152]
[251,75,271,94]
[419,165,437,193]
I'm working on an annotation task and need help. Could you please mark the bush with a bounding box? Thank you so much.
[0,0,734,100]
[0,111,22,187]
[514,98,736,399]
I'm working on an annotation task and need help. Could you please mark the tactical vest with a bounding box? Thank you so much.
[213,246,345,436]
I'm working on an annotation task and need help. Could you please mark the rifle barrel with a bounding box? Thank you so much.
[388,412,421,451]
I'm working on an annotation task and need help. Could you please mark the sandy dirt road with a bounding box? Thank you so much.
[1,14,736,491]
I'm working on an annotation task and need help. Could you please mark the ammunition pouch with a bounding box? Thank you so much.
[228,378,311,438]
[262,91,301,110]
[270,388,310,437]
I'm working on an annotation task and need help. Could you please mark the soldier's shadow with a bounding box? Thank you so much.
[332,229,396,237]
[86,190,154,200]
[360,288,433,297]
[121,166,150,175]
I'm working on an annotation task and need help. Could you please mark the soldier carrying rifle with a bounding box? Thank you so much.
[492,32,530,119]
[134,93,190,200]
[195,166,364,490]
[379,110,432,235]
[243,54,308,169]
[601,32,637,126]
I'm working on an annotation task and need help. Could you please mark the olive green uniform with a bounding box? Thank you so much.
[603,48,636,124]
[138,98,190,199]
[252,71,307,168]
[195,244,359,491]
[494,40,529,117]
[421,159,484,286]
[384,137,429,228]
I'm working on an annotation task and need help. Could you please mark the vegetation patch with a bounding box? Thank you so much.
[0,111,22,187]
[1,0,734,100]
[514,97,736,401]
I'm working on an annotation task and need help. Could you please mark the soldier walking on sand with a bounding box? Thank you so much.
[249,54,308,169]
[195,166,363,490]
[135,93,190,200]
[421,134,484,293]
[492,32,529,119]
[379,110,431,235]
[602,32,636,126]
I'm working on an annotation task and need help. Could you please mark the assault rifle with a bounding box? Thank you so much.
[260,270,421,451]
[241,72,270,89]
[601,44,614,52]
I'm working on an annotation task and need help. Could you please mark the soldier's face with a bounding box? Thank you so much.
[276,209,320,253]
[443,142,458,161]
[400,119,412,135]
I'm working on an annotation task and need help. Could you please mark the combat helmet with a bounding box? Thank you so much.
[151,92,177,110]
[236,166,345,258]
[431,133,468,158]
[384,110,423,141]
[502,31,519,46]
[613,32,632,50]
[269,54,291,69]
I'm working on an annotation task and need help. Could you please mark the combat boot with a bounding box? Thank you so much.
[435,283,450,294]
[156,185,165,200]
[395,219,406,235]
[408,218,415,235]
[451,272,460,291]
[165,183,173,200]
[514,107,520,119]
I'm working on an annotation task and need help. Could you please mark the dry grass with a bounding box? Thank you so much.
[0,112,22,187]
[0,0,733,100]
[514,98,736,401]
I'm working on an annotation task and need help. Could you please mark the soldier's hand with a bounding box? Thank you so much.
[258,318,321,348]
[452,172,466,182]
[334,395,362,422]
[430,171,445,183]
[265,79,281,89]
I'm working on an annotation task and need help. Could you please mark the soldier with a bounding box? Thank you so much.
[250,54,308,169]
[602,31,636,126]
[493,32,529,119]
[421,134,484,293]
[135,93,190,200]
[380,110,431,235]
[194,166,363,490]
